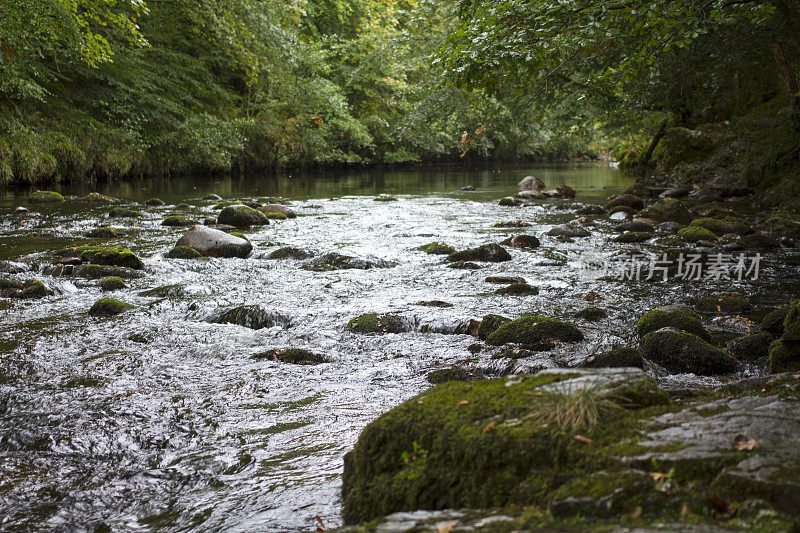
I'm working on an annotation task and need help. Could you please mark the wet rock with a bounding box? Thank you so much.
[252,348,330,365]
[176,203,192,210]
[0,278,51,299]
[737,233,780,250]
[783,299,800,341]
[768,339,800,372]
[690,217,752,236]
[412,300,453,308]
[491,345,552,359]
[515,190,544,199]
[579,347,643,368]
[609,206,635,218]
[545,224,591,238]
[418,242,455,255]
[476,314,512,340]
[11,206,29,215]
[302,253,396,271]
[99,276,126,291]
[259,204,296,218]
[728,331,773,362]
[486,316,583,346]
[448,261,482,270]
[346,313,409,334]
[696,294,754,315]
[162,215,198,227]
[655,221,682,234]
[217,204,270,227]
[636,306,710,340]
[677,226,717,243]
[89,297,134,317]
[546,185,575,198]
[108,207,143,218]
[138,284,185,298]
[484,275,525,284]
[80,247,145,270]
[209,305,291,329]
[174,225,253,258]
[0,261,28,274]
[518,176,545,190]
[85,227,119,238]
[73,264,145,279]
[509,235,540,248]
[498,197,522,207]
[640,328,739,375]
[659,186,691,198]
[575,307,607,321]
[493,220,531,228]
[203,194,223,201]
[638,199,693,225]
[606,194,644,210]
[426,366,486,384]
[460,185,475,191]
[80,192,119,203]
[212,201,237,209]
[576,205,605,215]
[374,195,398,202]
[267,246,314,260]
[614,221,654,233]
[448,244,512,263]
[165,246,202,259]
[203,217,216,225]
[144,198,165,206]
[761,307,789,336]
[613,232,652,243]
[27,190,64,204]
[495,282,538,296]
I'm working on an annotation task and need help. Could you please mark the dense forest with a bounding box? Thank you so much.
[1,0,798,191]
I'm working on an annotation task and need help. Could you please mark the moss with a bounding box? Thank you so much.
[99,276,126,291]
[495,283,539,296]
[638,199,693,225]
[768,339,800,373]
[498,197,521,206]
[426,367,485,384]
[695,294,754,314]
[218,204,270,227]
[144,198,165,206]
[73,264,145,279]
[108,207,143,218]
[760,308,789,336]
[448,244,512,263]
[783,299,800,340]
[727,331,773,361]
[640,329,739,375]
[27,190,64,204]
[0,278,51,299]
[609,205,636,216]
[161,215,196,227]
[85,226,119,238]
[635,307,710,340]
[213,201,237,209]
[418,242,456,255]
[261,212,287,220]
[80,246,144,270]
[579,347,643,369]
[477,314,512,340]
[89,297,134,317]
[252,348,330,365]
[138,284,185,298]
[690,217,752,236]
[677,226,717,243]
[613,232,652,243]
[347,313,407,334]
[486,316,584,346]
[166,246,202,259]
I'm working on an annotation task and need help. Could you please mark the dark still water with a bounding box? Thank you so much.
[1,163,793,532]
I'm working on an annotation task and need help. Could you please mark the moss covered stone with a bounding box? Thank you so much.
[165,246,202,259]
[677,226,717,243]
[782,299,800,341]
[80,247,145,270]
[252,348,330,365]
[418,242,456,255]
[108,207,143,218]
[0,278,51,299]
[209,306,291,330]
[261,212,287,220]
[213,201,237,209]
[267,247,314,260]
[99,276,126,291]
[761,307,789,336]
[613,232,652,243]
[162,215,197,227]
[640,329,739,375]
[426,367,485,384]
[635,306,709,340]
[89,297,134,317]
[606,194,644,210]
[73,264,145,279]
[476,314,512,340]
[579,347,643,368]
[575,307,607,321]
[638,199,693,225]
[690,216,752,236]
[347,313,408,334]
[727,331,773,362]
[768,339,800,373]
[218,204,270,227]
[448,244,512,263]
[486,316,584,346]
[85,226,119,238]
[144,198,165,206]
[138,284,185,298]
[27,190,64,204]
[498,197,521,206]
[695,294,754,314]
[495,282,539,296]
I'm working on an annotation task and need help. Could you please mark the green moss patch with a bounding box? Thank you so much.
[636,307,710,340]
[486,316,584,346]
[80,247,145,270]
[89,297,134,317]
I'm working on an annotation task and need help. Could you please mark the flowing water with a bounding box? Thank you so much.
[0,164,796,532]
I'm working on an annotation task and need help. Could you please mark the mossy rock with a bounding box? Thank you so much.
[476,314,512,340]
[727,331,773,362]
[579,347,643,369]
[99,276,126,291]
[575,307,607,321]
[498,197,521,206]
[27,190,64,204]
[108,207,143,218]
[80,247,145,270]
[212,201,237,209]
[418,242,456,255]
[144,198,165,206]
[612,232,652,243]
[374,195,399,202]
[209,305,291,330]
[761,307,789,336]
[267,247,314,260]
[162,215,196,227]
[695,294,754,315]
[261,212,287,220]
[494,282,539,296]
[73,264,145,280]
[635,306,710,340]
[606,194,644,210]
[341,368,670,524]
[782,299,800,341]
[640,329,739,375]
[347,313,408,334]
[448,244,512,263]
[486,316,583,346]
[89,297,134,317]
[138,284,185,298]
[768,339,800,373]
[0,278,51,299]
[638,199,693,225]
[493,220,531,228]
[426,367,485,384]
[677,226,717,243]
[736,233,780,250]
[252,348,330,365]
[81,192,119,203]
[166,246,202,259]
[86,227,119,238]
[609,205,635,217]
[690,217,752,236]
[217,204,270,227]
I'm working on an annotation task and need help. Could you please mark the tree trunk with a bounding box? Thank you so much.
[768,36,800,122]
[642,118,668,164]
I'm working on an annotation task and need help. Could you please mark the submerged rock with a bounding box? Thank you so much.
[174,225,253,258]
[418,242,455,255]
[209,305,291,330]
[73,264,145,279]
[486,316,583,346]
[636,306,710,340]
[0,278,51,299]
[302,253,396,271]
[545,224,591,238]
[267,246,314,260]
[639,328,739,375]
[252,348,330,365]
[89,297,134,317]
[217,204,270,227]
[346,313,409,334]
[638,198,693,225]
[495,282,539,296]
[447,244,512,263]
[99,276,126,291]
[484,275,525,284]
[579,346,643,368]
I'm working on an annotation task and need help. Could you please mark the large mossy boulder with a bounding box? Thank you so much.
[448,244,512,263]
[689,217,752,236]
[341,368,669,524]
[89,297,134,317]
[0,278,52,299]
[727,331,773,362]
[80,246,145,270]
[174,225,252,258]
[677,226,716,243]
[217,204,270,227]
[695,293,753,315]
[639,329,739,375]
[346,313,409,334]
[635,306,709,340]
[27,190,64,204]
[73,264,145,280]
[99,276,126,291]
[579,347,644,369]
[486,316,583,346]
[476,314,512,340]
[638,199,693,225]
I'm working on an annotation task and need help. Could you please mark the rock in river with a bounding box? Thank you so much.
[217,204,270,227]
[209,305,291,329]
[639,328,739,375]
[486,316,583,345]
[302,253,396,271]
[173,225,253,258]
[545,224,591,238]
[447,244,512,263]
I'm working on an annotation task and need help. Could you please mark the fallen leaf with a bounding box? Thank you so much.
[436,521,457,533]
[457,400,469,406]
[315,515,326,532]
[482,421,496,433]
[681,503,692,516]
[649,472,669,481]
[733,434,758,451]
[573,434,592,445]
